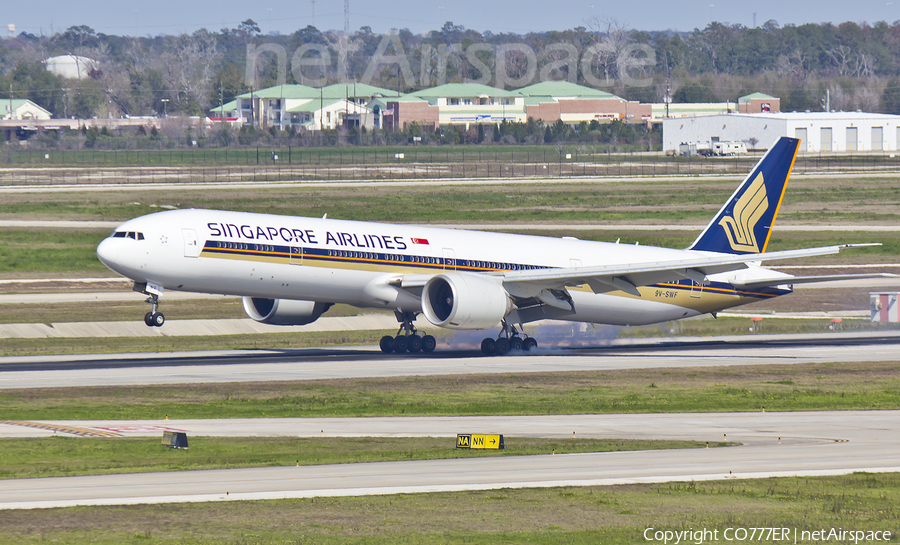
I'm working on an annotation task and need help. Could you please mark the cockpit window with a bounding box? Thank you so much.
[111,231,144,240]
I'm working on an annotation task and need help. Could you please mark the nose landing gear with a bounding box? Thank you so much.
[481,320,537,356]
[143,293,165,327]
[380,311,436,354]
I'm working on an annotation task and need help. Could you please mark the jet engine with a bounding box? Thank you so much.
[242,297,332,325]
[421,272,511,330]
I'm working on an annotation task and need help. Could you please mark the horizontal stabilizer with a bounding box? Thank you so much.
[733,273,899,289]
[499,243,881,294]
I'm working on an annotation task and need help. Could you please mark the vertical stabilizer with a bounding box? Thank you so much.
[689,137,799,255]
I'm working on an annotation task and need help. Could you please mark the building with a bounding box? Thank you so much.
[44,55,99,80]
[394,83,526,130]
[288,98,375,131]
[374,95,439,131]
[650,93,780,122]
[651,101,736,121]
[236,85,319,128]
[663,111,900,153]
[208,100,239,123]
[518,81,651,124]
[2,99,52,121]
[738,92,780,114]
[235,83,390,130]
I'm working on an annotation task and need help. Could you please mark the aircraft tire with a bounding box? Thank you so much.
[523,337,538,351]
[510,337,524,351]
[144,312,154,327]
[407,335,423,353]
[392,336,409,353]
[379,335,395,353]
[151,312,165,327]
[422,335,437,353]
[481,338,495,356]
[493,338,510,356]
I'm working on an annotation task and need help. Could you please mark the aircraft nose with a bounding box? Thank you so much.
[96,238,115,267]
[97,237,126,273]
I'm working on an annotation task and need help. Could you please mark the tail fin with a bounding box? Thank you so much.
[689,137,799,255]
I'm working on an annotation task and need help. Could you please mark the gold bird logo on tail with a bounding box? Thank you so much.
[718,173,768,253]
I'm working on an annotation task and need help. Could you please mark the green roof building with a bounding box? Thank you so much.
[2,98,52,121]
[401,83,526,126]
[738,92,780,113]
[516,81,615,99]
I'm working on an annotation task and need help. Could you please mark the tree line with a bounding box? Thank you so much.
[2,18,900,121]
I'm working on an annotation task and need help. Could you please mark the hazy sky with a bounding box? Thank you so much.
[7,0,900,37]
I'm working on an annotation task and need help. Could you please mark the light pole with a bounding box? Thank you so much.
[160,98,169,118]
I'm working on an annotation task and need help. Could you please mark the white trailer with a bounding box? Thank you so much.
[712,141,748,156]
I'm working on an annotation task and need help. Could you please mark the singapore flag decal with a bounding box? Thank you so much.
[411,238,430,245]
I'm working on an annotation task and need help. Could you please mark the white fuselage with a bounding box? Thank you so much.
[97,209,791,328]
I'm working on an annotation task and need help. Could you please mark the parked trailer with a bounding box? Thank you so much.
[712,141,748,156]
[679,142,713,157]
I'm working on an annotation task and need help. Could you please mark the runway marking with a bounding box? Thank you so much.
[0,420,122,438]
[93,425,186,434]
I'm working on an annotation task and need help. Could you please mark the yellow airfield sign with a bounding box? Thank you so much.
[456,434,504,450]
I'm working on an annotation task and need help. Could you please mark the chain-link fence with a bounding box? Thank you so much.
[2,147,899,186]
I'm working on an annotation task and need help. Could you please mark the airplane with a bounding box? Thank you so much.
[97,137,892,356]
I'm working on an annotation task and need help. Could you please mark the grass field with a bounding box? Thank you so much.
[1,473,897,544]
[2,175,898,277]
[0,436,714,479]
[0,300,373,324]
[3,176,900,225]
[3,361,898,420]
[1,227,898,277]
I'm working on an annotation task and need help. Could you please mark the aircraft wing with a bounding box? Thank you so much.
[495,243,882,296]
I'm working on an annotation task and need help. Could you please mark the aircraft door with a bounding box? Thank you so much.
[442,248,456,270]
[690,280,703,298]
[182,229,200,258]
[290,246,303,265]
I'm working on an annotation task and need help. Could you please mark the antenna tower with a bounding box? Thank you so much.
[344,0,350,34]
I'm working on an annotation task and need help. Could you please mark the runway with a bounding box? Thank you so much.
[1,411,898,509]
[1,331,898,389]
[1,332,898,510]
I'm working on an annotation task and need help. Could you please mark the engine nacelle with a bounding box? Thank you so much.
[422,272,511,330]
[242,297,332,326]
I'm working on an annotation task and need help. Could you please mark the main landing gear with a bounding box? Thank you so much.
[481,320,537,356]
[143,293,165,327]
[380,311,436,354]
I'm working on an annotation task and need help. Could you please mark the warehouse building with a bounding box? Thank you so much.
[663,111,900,153]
